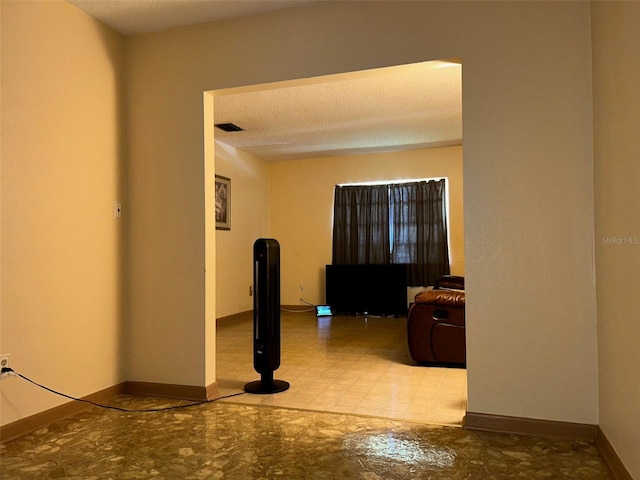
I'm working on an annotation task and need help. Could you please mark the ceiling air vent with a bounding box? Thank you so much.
[215,123,244,132]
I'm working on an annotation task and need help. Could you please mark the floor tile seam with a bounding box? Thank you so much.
[216,399,463,428]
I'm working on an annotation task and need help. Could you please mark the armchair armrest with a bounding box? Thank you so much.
[434,275,465,290]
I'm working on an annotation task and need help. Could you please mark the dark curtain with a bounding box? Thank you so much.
[332,185,390,264]
[390,179,450,286]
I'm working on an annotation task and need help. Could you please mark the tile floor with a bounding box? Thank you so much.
[0,311,613,479]
[216,311,467,425]
[0,397,612,479]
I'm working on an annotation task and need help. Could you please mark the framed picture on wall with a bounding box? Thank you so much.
[215,175,230,230]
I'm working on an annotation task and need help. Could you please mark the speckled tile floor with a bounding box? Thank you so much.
[217,312,468,425]
[0,313,612,478]
[0,396,611,479]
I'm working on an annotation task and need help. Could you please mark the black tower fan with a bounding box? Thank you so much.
[244,239,290,394]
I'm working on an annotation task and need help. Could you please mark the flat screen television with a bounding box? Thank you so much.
[325,264,408,316]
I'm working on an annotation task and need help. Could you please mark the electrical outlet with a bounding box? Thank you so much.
[299,284,304,293]
[0,354,10,378]
[249,285,253,296]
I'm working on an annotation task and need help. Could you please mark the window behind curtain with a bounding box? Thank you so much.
[332,184,390,264]
[332,179,450,286]
[390,179,450,286]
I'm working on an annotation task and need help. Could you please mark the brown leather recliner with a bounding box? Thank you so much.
[407,276,465,367]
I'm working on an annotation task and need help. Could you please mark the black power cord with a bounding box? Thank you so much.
[280,298,316,313]
[1,367,246,413]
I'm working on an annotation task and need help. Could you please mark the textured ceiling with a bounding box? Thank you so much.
[66,1,462,162]
[214,61,462,161]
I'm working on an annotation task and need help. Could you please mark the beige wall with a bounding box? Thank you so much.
[269,147,464,306]
[214,143,270,319]
[592,2,640,477]
[129,0,598,425]
[1,0,125,425]
[213,141,463,318]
